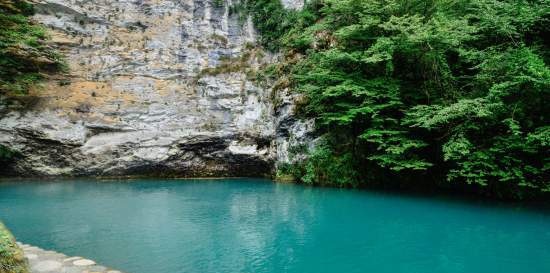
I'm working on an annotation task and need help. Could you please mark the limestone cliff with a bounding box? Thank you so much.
[0,0,311,177]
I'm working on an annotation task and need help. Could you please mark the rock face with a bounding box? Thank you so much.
[0,0,312,177]
[281,0,304,9]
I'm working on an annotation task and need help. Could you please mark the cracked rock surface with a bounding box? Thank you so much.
[0,0,313,177]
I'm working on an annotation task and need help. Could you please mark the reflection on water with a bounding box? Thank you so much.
[1,179,549,273]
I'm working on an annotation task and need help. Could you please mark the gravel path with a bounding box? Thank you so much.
[17,242,124,273]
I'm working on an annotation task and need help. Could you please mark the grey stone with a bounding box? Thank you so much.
[63,257,83,263]
[0,0,313,177]
[89,265,108,272]
[21,243,123,273]
[25,253,39,260]
[32,261,63,272]
[61,266,85,273]
[282,0,304,9]
[73,259,96,266]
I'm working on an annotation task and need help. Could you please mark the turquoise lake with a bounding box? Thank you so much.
[1,178,549,273]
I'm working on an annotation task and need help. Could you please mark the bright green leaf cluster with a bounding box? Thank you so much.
[0,222,29,273]
[0,0,65,95]
[254,0,549,197]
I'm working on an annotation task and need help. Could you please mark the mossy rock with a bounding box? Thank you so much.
[0,222,29,273]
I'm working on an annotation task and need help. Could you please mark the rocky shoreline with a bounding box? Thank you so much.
[18,242,124,273]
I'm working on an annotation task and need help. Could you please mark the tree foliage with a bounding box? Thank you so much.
[0,222,29,273]
[0,0,64,95]
[250,0,550,197]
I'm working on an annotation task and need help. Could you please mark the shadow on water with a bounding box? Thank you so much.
[1,177,549,214]
[1,177,550,273]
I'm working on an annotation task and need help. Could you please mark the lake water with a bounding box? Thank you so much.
[0,178,549,273]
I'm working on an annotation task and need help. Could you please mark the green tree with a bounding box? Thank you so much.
[251,0,549,197]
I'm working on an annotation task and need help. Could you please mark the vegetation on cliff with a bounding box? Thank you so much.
[0,0,64,164]
[0,145,17,162]
[0,222,29,273]
[0,0,64,96]
[247,0,549,198]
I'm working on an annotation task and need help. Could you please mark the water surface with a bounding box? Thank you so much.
[1,179,549,273]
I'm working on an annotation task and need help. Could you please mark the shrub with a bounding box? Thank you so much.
[0,222,29,273]
[250,0,550,198]
[0,0,65,95]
